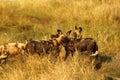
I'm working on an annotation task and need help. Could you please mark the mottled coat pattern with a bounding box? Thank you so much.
[58,29,98,60]
[25,35,63,58]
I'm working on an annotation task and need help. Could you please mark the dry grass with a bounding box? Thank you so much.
[0,0,120,80]
[0,53,101,80]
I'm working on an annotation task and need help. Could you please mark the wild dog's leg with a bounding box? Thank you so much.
[64,47,70,60]
[54,49,60,59]
[71,47,75,57]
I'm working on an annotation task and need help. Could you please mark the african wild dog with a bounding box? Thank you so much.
[25,30,65,58]
[0,42,26,56]
[73,26,98,56]
[4,42,27,55]
[53,28,98,60]
[0,41,27,63]
[51,30,75,60]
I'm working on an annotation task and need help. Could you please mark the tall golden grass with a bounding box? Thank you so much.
[0,0,120,80]
[0,53,101,80]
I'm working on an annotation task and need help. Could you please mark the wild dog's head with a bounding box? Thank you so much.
[50,29,63,39]
[0,45,8,60]
[51,29,72,46]
[73,26,82,39]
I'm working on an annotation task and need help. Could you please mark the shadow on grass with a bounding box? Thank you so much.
[94,54,112,70]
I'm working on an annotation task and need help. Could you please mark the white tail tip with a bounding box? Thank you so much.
[90,51,98,57]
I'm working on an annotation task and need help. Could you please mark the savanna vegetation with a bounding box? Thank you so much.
[0,0,120,80]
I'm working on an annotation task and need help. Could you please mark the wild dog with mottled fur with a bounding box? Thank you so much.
[52,28,98,60]
[73,26,98,57]
[0,41,27,60]
[25,30,64,58]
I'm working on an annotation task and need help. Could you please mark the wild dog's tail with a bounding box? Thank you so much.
[90,42,98,57]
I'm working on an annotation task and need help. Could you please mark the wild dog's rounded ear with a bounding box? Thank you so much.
[75,26,78,30]
[51,34,59,39]
[66,30,72,36]
[50,34,54,39]
[57,29,62,34]
[79,27,82,32]
[30,38,32,41]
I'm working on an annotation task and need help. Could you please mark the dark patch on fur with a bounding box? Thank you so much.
[25,39,61,58]
[60,36,98,60]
